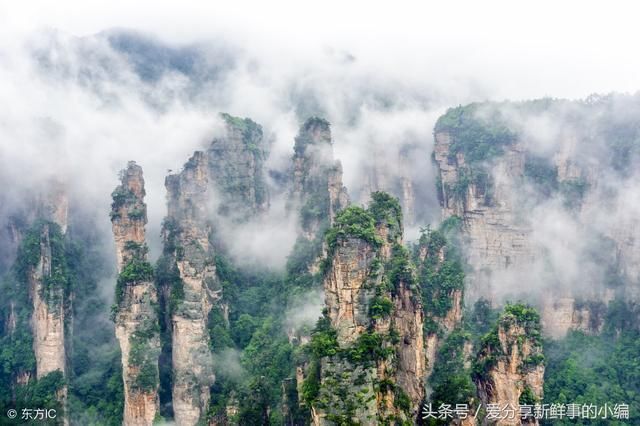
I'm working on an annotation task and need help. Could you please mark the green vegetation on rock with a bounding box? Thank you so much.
[114,248,154,310]
[435,103,517,164]
[368,191,403,234]
[220,112,264,146]
[129,323,160,392]
[1,220,124,424]
[543,300,640,425]
[426,329,476,425]
[416,221,465,331]
[524,154,558,196]
[472,303,543,378]
[293,116,331,155]
[326,206,381,254]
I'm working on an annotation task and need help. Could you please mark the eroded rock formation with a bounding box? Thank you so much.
[111,162,160,426]
[360,145,418,227]
[431,103,632,338]
[310,192,424,424]
[209,113,270,221]
[415,232,465,384]
[539,297,607,339]
[31,224,67,380]
[155,113,268,424]
[27,185,71,423]
[288,117,349,240]
[433,131,535,304]
[474,305,544,426]
[163,152,218,425]
[285,117,351,418]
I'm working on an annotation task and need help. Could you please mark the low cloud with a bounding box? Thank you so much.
[284,288,325,333]
[213,347,246,383]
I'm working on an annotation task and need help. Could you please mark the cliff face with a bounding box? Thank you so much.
[416,232,465,384]
[0,180,68,277]
[424,290,462,379]
[360,145,417,226]
[288,117,349,241]
[474,305,544,426]
[208,113,269,221]
[31,224,67,379]
[323,236,376,345]
[37,181,69,235]
[391,277,425,410]
[309,193,424,424]
[283,118,350,422]
[433,131,534,304]
[539,297,607,339]
[0,177,73,422]
[111,162,160,426]
[163,152,218,425]
[154,114,267,424]
[432,101,637,338]
[28,185,71,422]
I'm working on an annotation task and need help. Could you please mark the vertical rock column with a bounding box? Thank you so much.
[31,224,67,379]
[29,184,70,423]
[164,152,218,426]
[208,113,270,220]
[30,222,69,426]
[286,117,350,416]
[432,130,534,303]
[311,192,425,424]
[373,193,425,420]
[415,232,464,384]
[288,117,349,241]
[111,161,160,426]
[391,274,425,415]
[473,304,545,426]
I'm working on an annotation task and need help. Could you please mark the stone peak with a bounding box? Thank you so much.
[294,117,332,155]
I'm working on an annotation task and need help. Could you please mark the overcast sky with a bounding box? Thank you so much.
[3,0,640,102]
